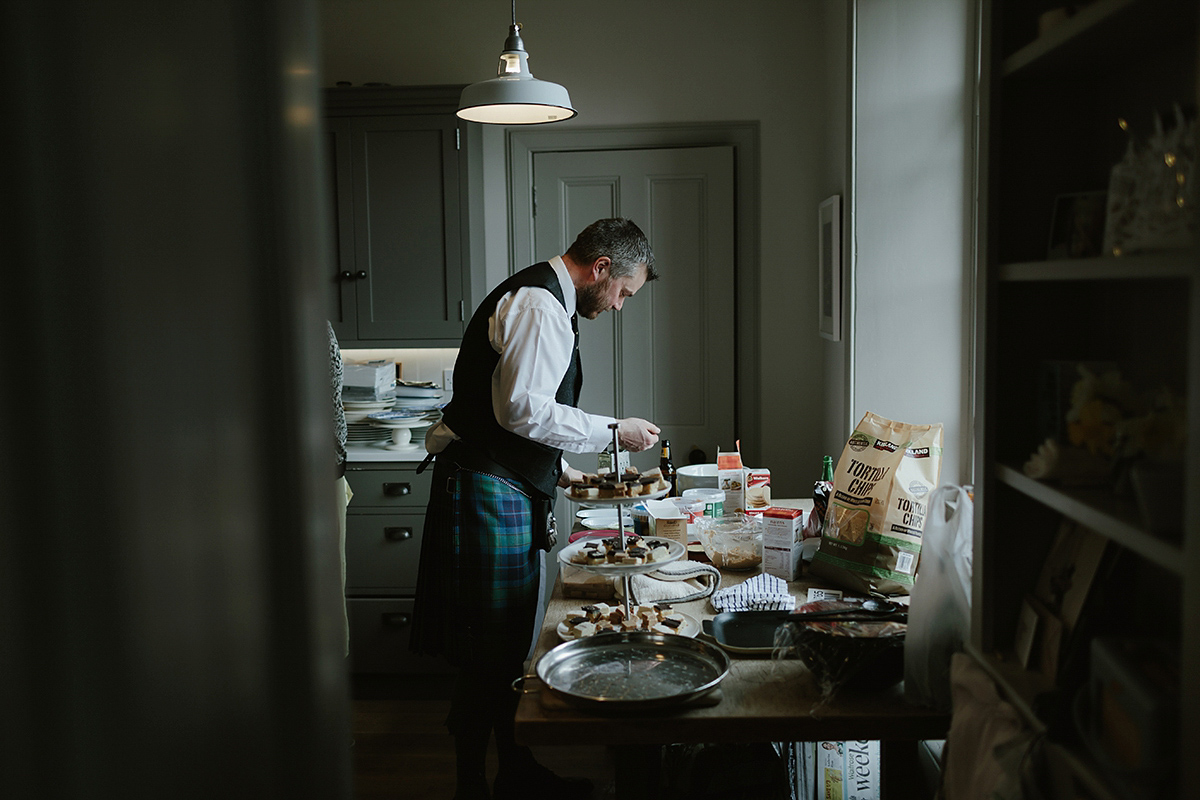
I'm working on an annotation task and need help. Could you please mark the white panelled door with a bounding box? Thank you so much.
[532,146,736,474]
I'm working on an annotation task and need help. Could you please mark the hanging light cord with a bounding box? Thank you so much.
[511,0,516,27]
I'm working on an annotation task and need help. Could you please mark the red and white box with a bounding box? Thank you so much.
[745,467,772,510]
[717,449,745,514]
[762,506,804,581]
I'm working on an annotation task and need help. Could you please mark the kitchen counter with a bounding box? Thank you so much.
[345,444,430,463]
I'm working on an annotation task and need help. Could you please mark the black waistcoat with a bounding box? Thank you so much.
[441,262,583,498]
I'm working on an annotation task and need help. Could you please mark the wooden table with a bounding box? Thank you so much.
[516,502,949,794]
[520,501,950,796]
[513,501,945,796]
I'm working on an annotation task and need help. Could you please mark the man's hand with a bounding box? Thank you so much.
[616,418,661,452]
[558,466,585,488]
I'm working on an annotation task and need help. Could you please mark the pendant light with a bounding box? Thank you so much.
[456,0,576,125]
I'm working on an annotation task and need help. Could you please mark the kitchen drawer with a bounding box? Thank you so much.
[347,597,451,674]
[345,511,424,594]
[345,465,433,510]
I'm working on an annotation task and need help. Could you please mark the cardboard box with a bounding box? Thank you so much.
[817,740,880,800]
[762,506,804,547]
[717,449,745,514]
[344,360,396,390]
[745,467,772,510]
[762,506,804,581]
[763,545,802,582]
[645,499,687,545]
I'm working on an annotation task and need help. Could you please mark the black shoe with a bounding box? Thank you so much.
[493,763,593,800]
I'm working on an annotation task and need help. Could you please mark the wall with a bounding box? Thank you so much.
[319,0,844,497]
[822,3,851,460]
[847,0,976,485]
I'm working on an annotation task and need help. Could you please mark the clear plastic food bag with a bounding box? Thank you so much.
[903,484,973,710]
[772,599,906,699]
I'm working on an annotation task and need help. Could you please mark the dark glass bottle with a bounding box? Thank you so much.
[805,454,835,540]
[660,439,677,496]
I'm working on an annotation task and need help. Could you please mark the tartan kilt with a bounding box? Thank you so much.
[409,456,541,667]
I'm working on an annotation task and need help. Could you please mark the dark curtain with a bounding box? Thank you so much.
[0,1,352,797]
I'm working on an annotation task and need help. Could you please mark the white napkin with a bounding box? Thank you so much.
[614,560,722,605]
[710,573,797,612]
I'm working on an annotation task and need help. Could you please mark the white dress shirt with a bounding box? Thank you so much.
[426,256,616,461]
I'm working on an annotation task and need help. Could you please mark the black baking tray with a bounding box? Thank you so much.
[701,611,794,655]
[701,609,908,656]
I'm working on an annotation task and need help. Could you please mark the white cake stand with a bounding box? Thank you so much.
[368,415,430,450]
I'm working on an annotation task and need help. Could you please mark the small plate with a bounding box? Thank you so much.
[580,519,630,531]
[577,508,634,519]
[566,483,672,505]
[390,402,446,413]
[558,611,700,642]
[369,416,432,429]
[369,410,431,420]
[557,536,684,574]
[580,511,635,530]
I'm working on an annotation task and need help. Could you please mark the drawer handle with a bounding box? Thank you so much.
[384,526,413,542]
[382,613,411,628]
[382,482,411,497]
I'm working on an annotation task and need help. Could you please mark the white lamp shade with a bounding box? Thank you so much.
[457,23,576,125]
[457,76,576,124]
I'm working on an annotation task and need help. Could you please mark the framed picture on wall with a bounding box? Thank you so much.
[818,195,842,341]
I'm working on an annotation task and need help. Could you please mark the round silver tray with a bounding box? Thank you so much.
[557,535,685,575]
[564,482,672,506]
[535,631,731,712]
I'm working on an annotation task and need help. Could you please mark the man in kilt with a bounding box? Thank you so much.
[411,218,662,800]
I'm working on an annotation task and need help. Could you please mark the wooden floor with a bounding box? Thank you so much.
[350,674,617,800]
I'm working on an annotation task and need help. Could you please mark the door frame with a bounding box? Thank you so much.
[506,123,762,460]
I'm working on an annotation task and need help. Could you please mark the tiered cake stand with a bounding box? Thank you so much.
[557,424,683,618]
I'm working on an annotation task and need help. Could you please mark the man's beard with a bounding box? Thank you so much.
[576,277,610,319]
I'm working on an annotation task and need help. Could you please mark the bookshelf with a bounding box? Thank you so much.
[974,0,1198,796]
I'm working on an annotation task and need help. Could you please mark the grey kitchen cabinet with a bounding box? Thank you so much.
[324,85,470,347]
[344,461,448,674]
[973,1,1197,796]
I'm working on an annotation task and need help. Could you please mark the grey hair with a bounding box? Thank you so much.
[565,218,658,281]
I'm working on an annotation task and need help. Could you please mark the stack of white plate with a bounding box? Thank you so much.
[343,397,395,424]
[346,422,391,446]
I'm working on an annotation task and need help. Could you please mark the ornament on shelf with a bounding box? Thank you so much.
[1102,104,1197,256]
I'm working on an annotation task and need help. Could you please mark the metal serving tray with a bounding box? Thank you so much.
[534,631,730,712]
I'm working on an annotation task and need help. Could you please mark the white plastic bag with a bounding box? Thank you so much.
[904,484,973,710]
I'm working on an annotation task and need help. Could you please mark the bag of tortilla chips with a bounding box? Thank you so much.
[808,411,944,595]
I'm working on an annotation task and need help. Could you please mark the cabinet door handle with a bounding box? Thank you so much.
[382,613,411,628]
[340,270,353,280]
[382,482,411,497]
[355,270,367,279]
[384,526,413,541]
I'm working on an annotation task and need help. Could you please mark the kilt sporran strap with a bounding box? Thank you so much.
[532,494,557,553]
